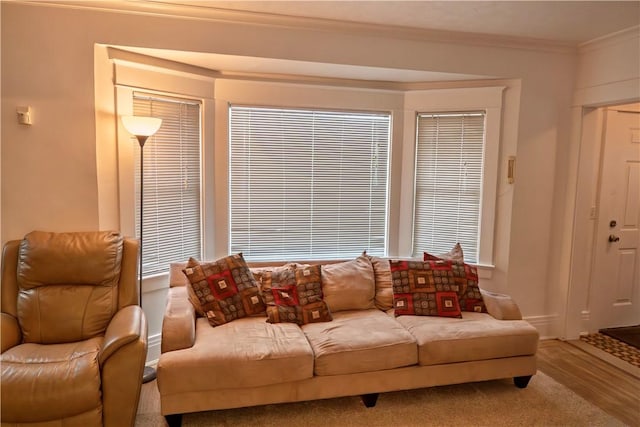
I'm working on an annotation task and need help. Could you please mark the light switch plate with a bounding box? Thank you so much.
[17,106,32,125]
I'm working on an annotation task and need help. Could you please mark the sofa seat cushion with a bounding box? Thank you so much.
[158,317,314,392]
[0,338,102,424]
[396,312,539,366]
[302,309,417,376]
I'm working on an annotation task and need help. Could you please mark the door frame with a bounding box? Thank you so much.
[586,106,640,330]
[562,99,640,339]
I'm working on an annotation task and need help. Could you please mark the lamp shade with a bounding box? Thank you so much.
[122,116,162,137]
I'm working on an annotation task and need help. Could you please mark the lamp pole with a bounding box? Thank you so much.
[136,134,156,384]
[136,134,148,307]
[122,115,162,384]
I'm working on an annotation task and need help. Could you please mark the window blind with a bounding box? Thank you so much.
[133,94,202,276]
[413,112,485,263]
[229,106,390,261]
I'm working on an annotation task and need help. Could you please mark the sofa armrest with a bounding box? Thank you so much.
[169,262,189,287]
[161,286,196,353]
[1,313,21,353]
[99,305,146,365]
[480,289,523,320]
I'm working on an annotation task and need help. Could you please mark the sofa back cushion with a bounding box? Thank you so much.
[321,255,375,312]
[17,231,123,343]
[367,255,394,311]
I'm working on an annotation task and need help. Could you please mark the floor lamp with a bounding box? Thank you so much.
[122,115,162,384]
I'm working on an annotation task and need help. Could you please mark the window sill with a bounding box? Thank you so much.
[475,263,495,280]
[142,271,170,294]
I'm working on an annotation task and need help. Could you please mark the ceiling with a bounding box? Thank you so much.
[147,0,640,44]
[53,0,640,84]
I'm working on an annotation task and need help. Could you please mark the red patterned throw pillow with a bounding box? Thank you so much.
[182,254,266,327]
[451,261,486,313]
[422,244,487,313]
[389,259,462,318]
[258,264,332,325]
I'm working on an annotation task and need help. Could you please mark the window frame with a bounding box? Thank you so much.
[130,92,203,276]
[402,86,505,274]
[113,61,217,286]
[412,110,487,264]
[213,79,406,259]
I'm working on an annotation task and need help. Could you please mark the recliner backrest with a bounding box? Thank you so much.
[16,231,123,344]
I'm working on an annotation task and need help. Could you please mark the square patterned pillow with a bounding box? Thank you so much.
[259,264,332,325]
[451,261,486,313]
[389,259,462,318]
[182,254,266,327]
[251,263,299,291]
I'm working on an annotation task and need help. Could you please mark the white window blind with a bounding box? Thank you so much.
[229,106,390,261]
[413,112,485,263]
[133,93,202,276]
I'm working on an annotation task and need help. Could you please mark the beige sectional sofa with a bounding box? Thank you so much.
[157,255,539,427]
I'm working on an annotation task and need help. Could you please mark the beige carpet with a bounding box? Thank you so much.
[153,372,623,427]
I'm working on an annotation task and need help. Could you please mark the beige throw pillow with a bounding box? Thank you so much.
[424,242,464,262]
[321,255,375,312]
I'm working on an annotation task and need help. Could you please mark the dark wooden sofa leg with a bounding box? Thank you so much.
[513,375,532,389]
[165,413,183,427]
[361,393,379,407]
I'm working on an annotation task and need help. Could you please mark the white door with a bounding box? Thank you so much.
[590,107,640,330]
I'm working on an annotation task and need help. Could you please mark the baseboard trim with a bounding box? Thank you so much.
[524,314,558,340]
[146,332,161,365]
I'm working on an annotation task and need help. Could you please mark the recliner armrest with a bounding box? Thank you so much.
[100,306,147,427]
[480,289,523,320]
[99,305,145,365]
[1,312,21,353]
[161,286,196,353]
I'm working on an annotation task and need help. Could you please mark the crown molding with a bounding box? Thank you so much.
[16,0,577,54]
[579,25,640,53]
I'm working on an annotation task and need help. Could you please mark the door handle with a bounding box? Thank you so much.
[608,235,620,242]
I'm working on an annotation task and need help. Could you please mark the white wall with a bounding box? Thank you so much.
[2,2,584,351]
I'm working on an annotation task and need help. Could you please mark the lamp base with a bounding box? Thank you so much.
[143,365,157,383]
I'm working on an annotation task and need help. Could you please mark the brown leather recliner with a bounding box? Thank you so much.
[0,231,148,427]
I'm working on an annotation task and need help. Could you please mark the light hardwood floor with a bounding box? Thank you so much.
[536,339,639,426]
[137,340,640,426]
